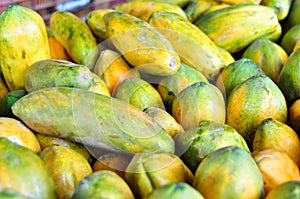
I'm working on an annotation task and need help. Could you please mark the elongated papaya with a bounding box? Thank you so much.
[0,5,50,91]
[50,11,98,69]
[149,11,225,81]
[104,11,180,76]
[195,4,279,53]
[11,87,174,154]
[185,0,220,22]
[260,0,293,21]
[114,1,187,21]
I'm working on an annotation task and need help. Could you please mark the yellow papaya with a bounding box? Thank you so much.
[0,5,50,91]
[48,36,71,61]
[261,0,293,21]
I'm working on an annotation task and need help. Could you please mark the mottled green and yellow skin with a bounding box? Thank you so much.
[195,4,279,53]
[0,138,57,199]
[284,0,300,31]
[125,152,193,199]
[265,181,300,199]
[12,87,174,154]
[185,0,220,22]
[145,182,204,199]
[193,146,264,199]
[114,77,165,111]
[104,11,180,76]
[129,0,190,7]
[277,47,300,104]
[242,37,288,83]
[72,170,135,199]
[253,118,300,167]
[261,0,293,20]
[280,24,300,55]
[149,11,225,81]
[40,145,92,199]
[85,9,116,41]
[0,5,50,91]
[226,75,287,146]
[50,11,98,69]
[175,120,250,173]
[114,1,187,21]
[215,58,264,98]
[172,82,226,131]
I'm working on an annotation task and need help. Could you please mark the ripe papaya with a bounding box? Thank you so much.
[288,99,300,133]
[149,11,225,81]
[0,5,50,90]
[114,1,187,21]
[0,138,57,199]
[260,0,293,21]
[50,11,98,69]
[195,4,279,53]
[104,11,180,76]
[185,0,220,22]
[11,87,174,154]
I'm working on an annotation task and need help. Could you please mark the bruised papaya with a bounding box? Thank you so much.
[149,11,225,81]
[0,5,50,90]
[104,11,180,76]
[195,4,279,53]
[50,11,98,69]
[11,87,174,154]
[0,138,57,199]
[114,1,187,21]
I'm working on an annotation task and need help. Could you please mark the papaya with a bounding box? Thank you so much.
[128,0,190,7]
[253,118,300,167]
[293,38,300,52]
[104,11,180,76]
[144,107,184,138]
[216,46,235,66]
[283,0,300,31]
[157,63,208,112]
[0,77,9,114]
[260,0,293,21]
[202,3,230,15]
[277,47,300,104]
[36,133,93,164]
[288,99,300,133]
[93,49,140,94]
[252,148,300,193]
[1,89,27,117]
[11,87,175,154]
[145,182,204,199]
[40,145,92,199]
[0,117,41,153]
[0,189,29,199]
[125,152,193,198]
[172,82,226,131]
[280,24,300,55]
[24,59,95,93]
[184,0,220,22]
[266,22,282,42]
[72,170,135,199]
[114,1,187,21]
[242,37,288,83]
[85,9,116,41]
[265,180,300,199]
[214,0,261,4]
[215,58,264,98]
[114,77,165,111]
[0,137,57,199]
[192,146,264,199]
[48,36,71,61]
[50,11,98,69]
[0,5,50,91]
[175,120,250,173]
[195,4,279,53]
[226,75,287,146]
[87,72,111,97]
[92,153,132,178]
[149,11,225,81]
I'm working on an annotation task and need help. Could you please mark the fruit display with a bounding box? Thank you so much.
[0,0,300,198]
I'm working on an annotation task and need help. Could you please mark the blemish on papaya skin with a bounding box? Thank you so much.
[22,50,26,59]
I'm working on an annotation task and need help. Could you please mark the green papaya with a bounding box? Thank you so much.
[265,180,300,199]
[260,0,293,20]
[1,89,27,117]
[280,24,300,55]
[11,87,174,154]
[283,0,300,31]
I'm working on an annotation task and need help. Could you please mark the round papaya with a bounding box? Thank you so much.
[265,180,300,199]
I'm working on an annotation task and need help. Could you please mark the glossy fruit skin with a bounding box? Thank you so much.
[48,36,71,61]
[40,145,92,199]
[1,89,27,117]
[193,146,264,199]
[12,87,174,154]
[104,11,180,76]
[288,99,300,134]
[226,75,287,146]
[0,138,57,199]
[175,120,250,173]
[72,170,134,199]
[195,4,279,53]
[265,180,300,199]
[0,5,50,90]
[50,11,98,69]
[252,148,300,193]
